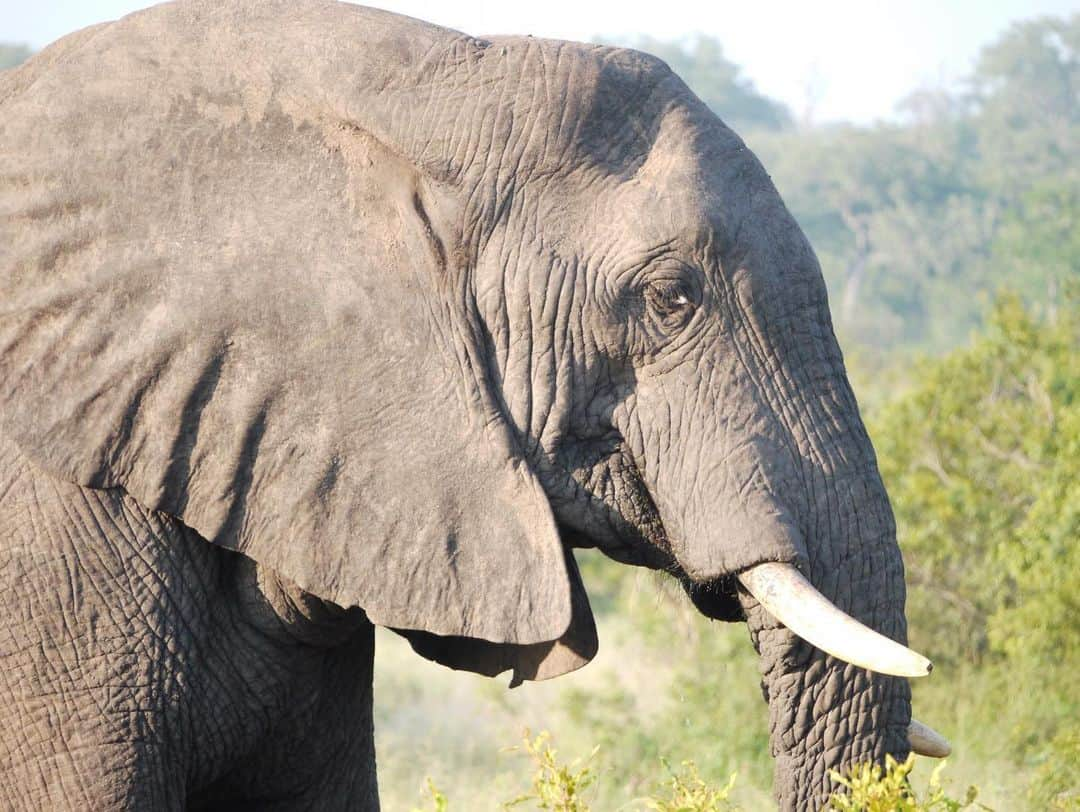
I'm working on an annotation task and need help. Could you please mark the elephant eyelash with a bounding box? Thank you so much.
[646,282,692,311]
[643,278,699,328]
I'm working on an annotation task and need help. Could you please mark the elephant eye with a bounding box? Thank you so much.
[644,277,697,329]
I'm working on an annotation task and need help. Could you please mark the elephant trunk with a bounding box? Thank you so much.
[653,401,919,807]
[740,467,913,810]
[654,329,924,807]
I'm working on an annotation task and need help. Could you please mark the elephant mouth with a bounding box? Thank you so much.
[555,441,952,763]
[614,548,953,763]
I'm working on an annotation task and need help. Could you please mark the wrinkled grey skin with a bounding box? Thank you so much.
[0,1,911,809]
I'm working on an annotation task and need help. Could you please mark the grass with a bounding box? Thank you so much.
[374,554,1071,811]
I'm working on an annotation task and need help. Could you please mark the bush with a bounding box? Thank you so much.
[422,732,997,812]
[871,292,1079,804]
[827,755,984,812]
[644,760,739,811]
[505,730,599,811]
[410,779,449,812]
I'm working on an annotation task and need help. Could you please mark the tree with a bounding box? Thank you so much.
[869,292,1079,807]
[970,15,1079,199]
[757,119,994,352]
[972,15,1080,317]
[752,15,1079,357]
[600,35,793,133]
[0,43,32,71]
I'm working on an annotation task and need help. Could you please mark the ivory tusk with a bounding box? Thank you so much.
[909,718,951,758]
[737,562,933,678]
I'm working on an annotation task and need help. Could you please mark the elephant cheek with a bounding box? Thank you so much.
[672,500,806,584]
[660,444,808,584]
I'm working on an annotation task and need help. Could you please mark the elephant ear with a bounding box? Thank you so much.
[0,15,573,646]
[397,547,598,685]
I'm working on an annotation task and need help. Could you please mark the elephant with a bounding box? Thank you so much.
[0,1,950,809]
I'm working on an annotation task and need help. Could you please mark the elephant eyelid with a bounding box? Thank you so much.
[643,272,701,313]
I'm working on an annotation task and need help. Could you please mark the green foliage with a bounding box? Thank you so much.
[873,293,1080,664]
[645,761,739,812]
[752,15,1079,356]
[991,175,1080,318]
[756,118,997,350]
[410,778,449,812]
[505,731,599,811]
[827,756,984,812]
[971,16,1079,199]
[1027,728,1080,811]
[504,733,741,811]
[870,292,1079,806]
[406,737,993,812]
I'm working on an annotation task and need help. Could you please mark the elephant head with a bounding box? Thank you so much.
[0,1,947,807]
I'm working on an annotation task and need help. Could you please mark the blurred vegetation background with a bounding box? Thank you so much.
[3,14,1076,809]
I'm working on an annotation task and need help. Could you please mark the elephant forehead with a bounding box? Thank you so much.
[582,96,777,218]
[576,134,767,256]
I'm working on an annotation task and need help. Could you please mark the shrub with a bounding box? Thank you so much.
[410,778,449,812]
[827,755,984,812]
[505,730,598,811]
[644,760,739,811]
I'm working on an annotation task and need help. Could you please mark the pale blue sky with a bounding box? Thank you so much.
[4,0,1077,123]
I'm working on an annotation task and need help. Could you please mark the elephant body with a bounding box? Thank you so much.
[0,1,938,808]
[0,431,378,809]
